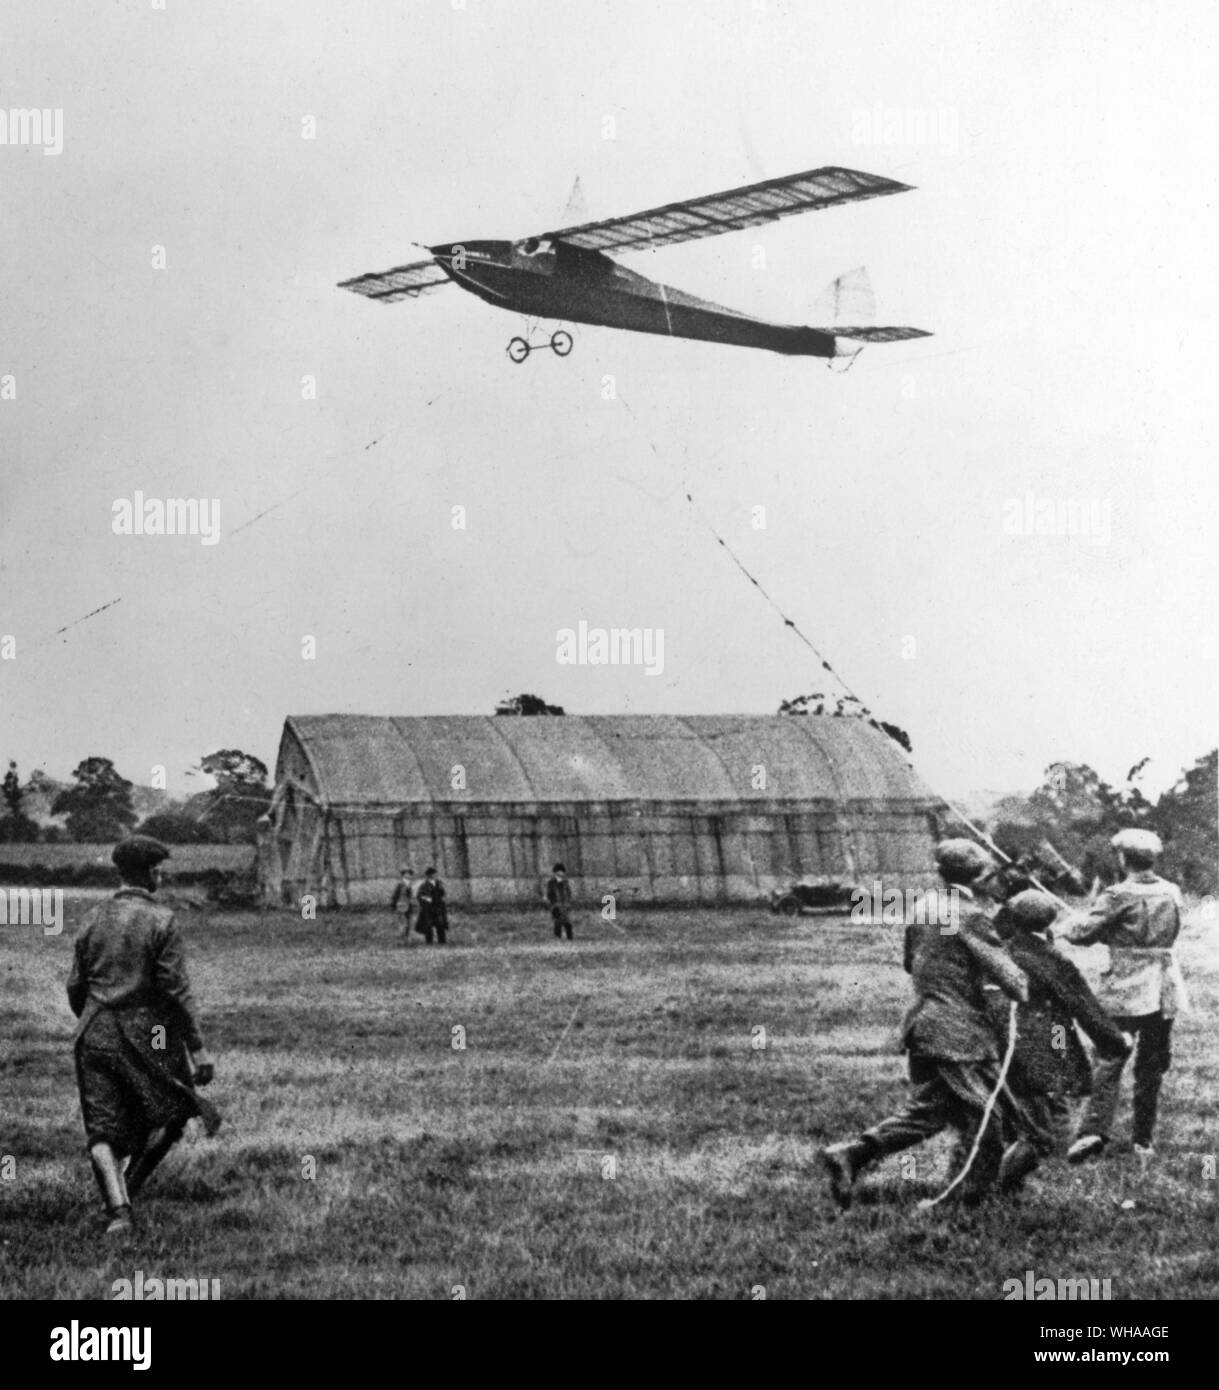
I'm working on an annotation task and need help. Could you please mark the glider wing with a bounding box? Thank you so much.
[541,166,914,255]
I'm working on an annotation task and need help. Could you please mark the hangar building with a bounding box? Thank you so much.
[260,713,942,907]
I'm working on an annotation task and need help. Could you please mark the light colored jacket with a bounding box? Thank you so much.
[1066,872,1188,1017]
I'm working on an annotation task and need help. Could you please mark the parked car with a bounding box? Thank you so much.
[768,878,859,918]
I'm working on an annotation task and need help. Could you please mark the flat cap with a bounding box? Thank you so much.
[1111,828,1162,856]
[934,838,994,879]
[1004,889,1059,930]
[111,835,171,871]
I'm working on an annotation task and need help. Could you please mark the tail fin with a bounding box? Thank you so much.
[812,266,875,329]
[813,267,931,365]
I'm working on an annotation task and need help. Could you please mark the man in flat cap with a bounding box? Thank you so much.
[1064,829,1187,1162]
[67,835,218,1235]
[820,839,1030,1208]
[989,890,1133,1192]
[390,866,415,946]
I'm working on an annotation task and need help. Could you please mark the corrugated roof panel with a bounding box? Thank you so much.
[283,714,937,810]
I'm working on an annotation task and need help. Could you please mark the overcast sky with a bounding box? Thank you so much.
[3,0,1216,804]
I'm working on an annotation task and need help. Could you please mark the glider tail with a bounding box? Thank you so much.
[812,266,931,361]
[813,265,876,329]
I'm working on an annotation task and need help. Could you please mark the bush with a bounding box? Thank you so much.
[205,865,262,909]
[0,860,259,898]
[139,809,219,844]
[0,813,40,844]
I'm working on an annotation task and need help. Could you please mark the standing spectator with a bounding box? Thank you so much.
[1065,829,1188,1162]
[390,866,415,946]
[416,866,449,945]
[546,863,575,941]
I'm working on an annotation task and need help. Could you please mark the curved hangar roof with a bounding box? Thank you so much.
[281,714,938,809]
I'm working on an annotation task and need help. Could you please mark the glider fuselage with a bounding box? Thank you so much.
[431,239,841,358]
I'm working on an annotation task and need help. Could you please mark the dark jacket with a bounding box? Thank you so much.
[416,878,447,927]
[546,876,572,908]
[899,887,1028,1061]
[991,931,1131,1097]
[67,888,205,1052]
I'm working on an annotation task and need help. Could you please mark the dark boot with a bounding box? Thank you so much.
[126,1122,186,1198]
[104,1204,135,1238]
[820,1139,873,1209]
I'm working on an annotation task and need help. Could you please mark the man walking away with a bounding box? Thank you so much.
[546,863,575,941]
[820,840,1029,1209]
[67,836,218,1236]
[416,867,449,945]
[989,890,1133,1193]
[1065,829,1188,1163]
[390,866,415,946]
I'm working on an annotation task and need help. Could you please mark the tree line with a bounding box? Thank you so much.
[0,750,272,846]
[2,692,1213,897]
[986,751,1217,896]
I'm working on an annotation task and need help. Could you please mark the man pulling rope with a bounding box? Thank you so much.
[821,839,1033,1211]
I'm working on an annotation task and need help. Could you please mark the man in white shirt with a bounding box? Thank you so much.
[1064,829,1188,1162]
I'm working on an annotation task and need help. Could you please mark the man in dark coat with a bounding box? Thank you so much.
[546,863,574,941]
[415,866,448,944]
[67,836,218,1235]
[989,890,1132,1192]
[820,840,1031,1208]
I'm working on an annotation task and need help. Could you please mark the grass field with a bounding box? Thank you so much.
[3,901,1217,1300]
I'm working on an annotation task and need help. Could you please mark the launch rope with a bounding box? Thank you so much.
[610,382,1079,1217]
[615,389,1072,912]
[917,999,1019,1211]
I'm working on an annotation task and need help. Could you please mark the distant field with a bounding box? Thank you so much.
[2,903,1216,1300]
[0,842,254,875]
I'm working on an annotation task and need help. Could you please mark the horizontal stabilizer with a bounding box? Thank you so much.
[832,326,932,343]
[337,259,450,303]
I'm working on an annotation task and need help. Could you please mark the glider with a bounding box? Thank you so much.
[339,165,930,364]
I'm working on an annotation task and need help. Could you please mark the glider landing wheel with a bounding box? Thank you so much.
[507,336,531,364]
[550,330,573,357]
